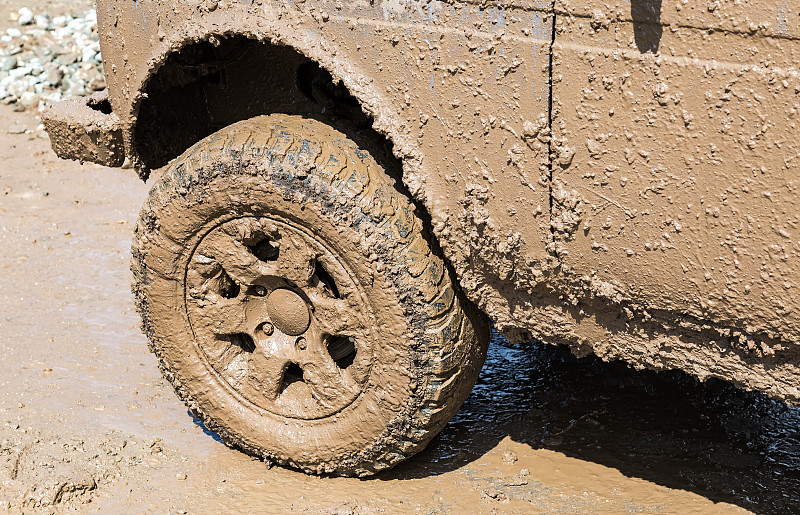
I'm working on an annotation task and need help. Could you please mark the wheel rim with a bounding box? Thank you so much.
[184,216,373,420]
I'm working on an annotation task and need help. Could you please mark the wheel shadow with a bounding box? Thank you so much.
[190,410,224,443]
[382,330,800,513]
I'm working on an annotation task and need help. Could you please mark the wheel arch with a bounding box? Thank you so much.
[124,29,420,192]
[120,24,484,315]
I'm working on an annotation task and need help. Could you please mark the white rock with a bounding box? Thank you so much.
[18,91,36,106]
[17,8,34,26]
[44,90,62,103]
[9,66,32,79]
[0,56,17,72]
[34,15,51,29]
[67,19,86,32]
[81,47,97,63]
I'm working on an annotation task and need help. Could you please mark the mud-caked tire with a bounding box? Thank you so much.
[131,115,489,475]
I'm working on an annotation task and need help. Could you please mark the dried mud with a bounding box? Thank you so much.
[4,103,800,513]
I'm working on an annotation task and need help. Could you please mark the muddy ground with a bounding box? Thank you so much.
[3,102,800,513]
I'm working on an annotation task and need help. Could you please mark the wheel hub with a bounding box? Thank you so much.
[184,216,373,420]
[266,288,310,336]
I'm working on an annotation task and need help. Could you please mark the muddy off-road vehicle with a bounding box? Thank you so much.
[42,0,800,474]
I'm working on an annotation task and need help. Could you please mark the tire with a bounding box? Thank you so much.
[131,114,489,476]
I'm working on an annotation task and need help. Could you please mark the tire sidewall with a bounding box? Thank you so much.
[138,131,420,471]
[134,115,487,475]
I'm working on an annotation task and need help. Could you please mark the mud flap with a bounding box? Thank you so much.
[42,89,125,167]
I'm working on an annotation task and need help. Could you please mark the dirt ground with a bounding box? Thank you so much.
[5,99,800,513]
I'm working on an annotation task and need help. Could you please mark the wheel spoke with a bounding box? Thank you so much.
[297,327,360,408]
[247,345,292,401]
[309,291,364,337]
[274,234,317,286]
[191,294,251,335]
[199,229,274,286]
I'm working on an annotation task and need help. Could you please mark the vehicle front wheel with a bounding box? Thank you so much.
[131,114,489,475]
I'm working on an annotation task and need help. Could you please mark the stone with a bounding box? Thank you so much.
[8,66,32,79]
[56,52,78,66]
[18,91,36,107]
[1,56,17,72]
[89,77,106,91]
[34,15,52,29]
[7,121,27,134]
[81,47,97,63]
[17,8,34,26]
[46,68,63,87]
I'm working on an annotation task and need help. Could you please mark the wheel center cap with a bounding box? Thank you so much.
[266,288,310,336]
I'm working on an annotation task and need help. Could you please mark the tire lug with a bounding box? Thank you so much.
[296,337,307,351]
[254,286,267,297]
[262,322,274,336]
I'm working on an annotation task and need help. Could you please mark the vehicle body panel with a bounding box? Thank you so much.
[551,3,800,351]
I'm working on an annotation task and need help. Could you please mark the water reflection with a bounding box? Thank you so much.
[409,330,800,513]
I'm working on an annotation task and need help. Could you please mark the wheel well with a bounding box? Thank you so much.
[133,35,401,182]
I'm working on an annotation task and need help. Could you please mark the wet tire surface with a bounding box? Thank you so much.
[132,114,488,476]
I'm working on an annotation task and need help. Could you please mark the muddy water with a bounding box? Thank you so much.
[428,336,800,512]
[1,104,798,512]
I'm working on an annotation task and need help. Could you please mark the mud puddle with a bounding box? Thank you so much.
[407,334,800,512]
[1,103,798,513]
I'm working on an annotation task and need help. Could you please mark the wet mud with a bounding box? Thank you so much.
[422,336,800,513]
[3,104,800,512]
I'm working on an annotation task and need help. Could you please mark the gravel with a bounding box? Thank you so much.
[0,7,104,113]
